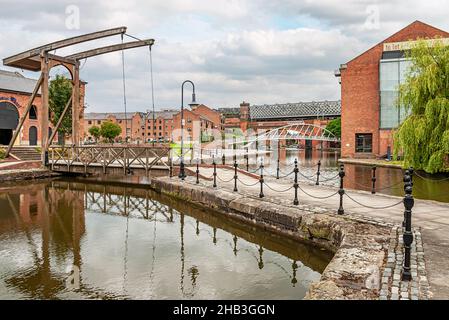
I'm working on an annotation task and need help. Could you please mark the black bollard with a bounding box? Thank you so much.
[259,162,264,198]
[179,160,185,181]
[337,164,345,215]
[233,160,238,192]
[222,153,226,165]
[233,136,236,163]
[316,160,321,185]
[276,158,280,179]
[402,170,414,281]
[371,166,377,194]
[293,159,299,205]
[402,169,410,227]
[213,159,217,188]
[196,160,200,184]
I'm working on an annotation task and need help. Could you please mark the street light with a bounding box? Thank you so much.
[179,80,196,180]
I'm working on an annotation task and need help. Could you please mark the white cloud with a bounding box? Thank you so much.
[1,0,449,111]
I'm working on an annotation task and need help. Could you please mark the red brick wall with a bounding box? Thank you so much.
[341,21,449,158]
[1,84,84,146]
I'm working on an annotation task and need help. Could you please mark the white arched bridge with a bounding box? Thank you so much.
[242,123,340,147]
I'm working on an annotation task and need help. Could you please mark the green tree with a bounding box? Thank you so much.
[49,75,72,137]
[326,117,341,138]
[100,121,122,143]
[394,38,449,173]
[88,125,101,142]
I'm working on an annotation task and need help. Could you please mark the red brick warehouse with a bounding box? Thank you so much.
[0,69,86,146]
[336,21,449,159]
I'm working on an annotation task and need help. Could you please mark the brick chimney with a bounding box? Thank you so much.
[239,101,250,131]
[240,101,250,120]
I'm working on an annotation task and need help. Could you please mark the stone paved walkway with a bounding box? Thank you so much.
[181,166,449,299]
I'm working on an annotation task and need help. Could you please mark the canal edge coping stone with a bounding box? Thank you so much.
[150,176,396,300]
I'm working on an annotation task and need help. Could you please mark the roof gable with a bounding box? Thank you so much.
[346,20,449,66]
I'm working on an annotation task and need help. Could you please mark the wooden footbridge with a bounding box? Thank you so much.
[49,145,172,175]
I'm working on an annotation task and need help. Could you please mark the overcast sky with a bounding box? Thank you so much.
[1,0,449,113]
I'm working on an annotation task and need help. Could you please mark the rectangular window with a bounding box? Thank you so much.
[355,133,373,153]
[88,120,92,125]
[379,58,411,129]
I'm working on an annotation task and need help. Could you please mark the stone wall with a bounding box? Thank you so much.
[0,168,60,182]
[150,176,393,299]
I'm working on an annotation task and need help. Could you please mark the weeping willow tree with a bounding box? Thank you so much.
[394,38,449,173]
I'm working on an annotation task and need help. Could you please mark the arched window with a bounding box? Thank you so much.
[29,105,37,119]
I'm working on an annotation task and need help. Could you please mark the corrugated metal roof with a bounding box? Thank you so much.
[218,107,240,118]
[249,100,341,120]
[0,69,41,94]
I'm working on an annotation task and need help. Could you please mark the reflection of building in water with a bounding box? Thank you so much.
[0,183,87,299]
[1,181,332,299]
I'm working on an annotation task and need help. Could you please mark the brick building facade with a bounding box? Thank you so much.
[0,69,85,146]
[337,21,449,158]
[219,100,341,148]
[84,104,222,143]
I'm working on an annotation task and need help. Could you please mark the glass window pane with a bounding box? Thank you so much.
[380,61,399,91]
[380,91,399,128]
[399,59,412,84]
[355,133,372,153]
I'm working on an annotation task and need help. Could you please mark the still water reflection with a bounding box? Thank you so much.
[0,179,332,300]
[250,148,449,203]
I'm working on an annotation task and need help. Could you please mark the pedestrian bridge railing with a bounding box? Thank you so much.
[48,145,171,174]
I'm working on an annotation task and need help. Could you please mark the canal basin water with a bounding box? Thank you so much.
[240,148,449,203]
[0,179,332,300]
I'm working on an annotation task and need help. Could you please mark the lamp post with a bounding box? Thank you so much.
[179,80,196,179]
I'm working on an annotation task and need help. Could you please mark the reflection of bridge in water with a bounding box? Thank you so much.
[66,181,331,273]
[1,180,331,299]
[84,189,174,223]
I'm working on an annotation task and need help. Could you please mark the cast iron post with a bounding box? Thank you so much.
[371,166,377,194]
[315,160,321,185]
[402,169,411,227]
[196,159,199,184]
[213,157,217,188]
[293,158,299,205]
[402,170,414,281]
[233,160,238,192]
[246,146,249,171]
[337,164,345,215]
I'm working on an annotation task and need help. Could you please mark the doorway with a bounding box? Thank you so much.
[29,126,37,145]
[0,101,19,145]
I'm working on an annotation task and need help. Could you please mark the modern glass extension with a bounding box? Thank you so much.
[379,56,411,129]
